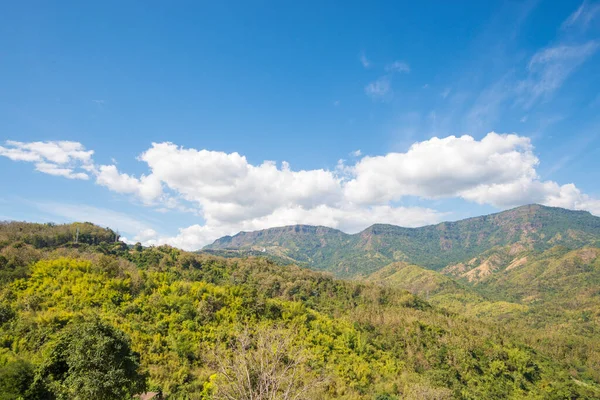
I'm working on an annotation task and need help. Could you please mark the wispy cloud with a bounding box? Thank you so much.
[350,149,362,157]
[441,88,452,99]
[465,73,515,132]
[385,61,410,73]
[365,77,392,100]
[517,41,599,108]
[457,3,600,132]
[562,1,600,30]
[359,52,371,68]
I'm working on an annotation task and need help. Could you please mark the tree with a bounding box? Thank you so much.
[211,326,324,400]
[0,358,34,400]
[36,317,146,400]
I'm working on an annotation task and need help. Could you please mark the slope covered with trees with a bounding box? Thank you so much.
[1,222,597,399]
[204,205,600,277]
[203,206,600,393]
[466,247,600,384]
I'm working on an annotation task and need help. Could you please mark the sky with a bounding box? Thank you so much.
[1,0,600,250]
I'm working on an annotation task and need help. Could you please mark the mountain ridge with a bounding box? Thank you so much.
[204,204,600,277]
[210,204,597,240]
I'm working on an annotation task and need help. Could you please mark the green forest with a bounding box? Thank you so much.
[0,221,599,399]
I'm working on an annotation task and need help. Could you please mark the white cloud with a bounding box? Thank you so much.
[344,132,600,214]
[385,61,410,73]
[35,162,89,180]
[0,140,94,180]
[96,165,164,204]
[4,133,600,250]
[128,228,158,243]
[2,140,94,164]
[345,133,537,204]
[138,142,343,224]
[518,41,599,108]
[350,149,362,157]
[365,77,392,100]
[463,180,600,215]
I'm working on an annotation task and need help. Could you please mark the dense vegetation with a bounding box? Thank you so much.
[204,205,600,277]
[472,247,600,385]
[1,221,598,399]
[362,247,600,389]
[203,205,600,397]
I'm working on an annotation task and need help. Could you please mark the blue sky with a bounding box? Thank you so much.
[1,0,600,249]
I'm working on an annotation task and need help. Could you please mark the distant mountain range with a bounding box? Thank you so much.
[203,204,600,277]
[204,204,600,384]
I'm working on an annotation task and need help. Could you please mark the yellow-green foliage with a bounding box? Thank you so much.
[0,221,598,399]
[0,252,594,399]
[471,247,600,385]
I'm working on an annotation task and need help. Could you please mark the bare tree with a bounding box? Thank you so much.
[211,326,325,400]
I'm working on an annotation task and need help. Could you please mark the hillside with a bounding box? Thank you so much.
[471,247,600,384]
[364,262,465,298]
[361,250,600,385]
[206,206,600,386]
[1,221,598,399]
[205,204,600,277]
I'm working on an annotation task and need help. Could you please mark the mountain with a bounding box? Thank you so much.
[204,204,600,277]
[3,221,598,398]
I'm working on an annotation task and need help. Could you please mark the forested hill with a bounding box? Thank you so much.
[1,221,599,399]
[204,204,600,277]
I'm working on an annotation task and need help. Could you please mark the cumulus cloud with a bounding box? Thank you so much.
[3,133,600,250]
[137,143,344,224]
[344,133,537,204]
[0,140,94,180]
[96,165,164,204]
